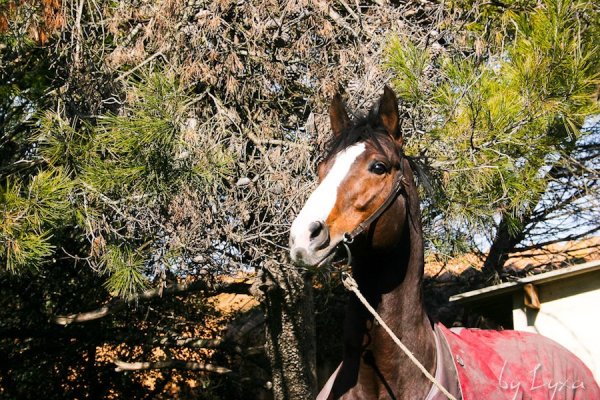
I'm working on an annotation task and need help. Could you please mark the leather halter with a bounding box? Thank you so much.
[342,154,408,246]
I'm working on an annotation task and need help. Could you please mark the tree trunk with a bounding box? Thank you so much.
[481,157,574,279]
[260,262,317,400]
[481,214,527,279]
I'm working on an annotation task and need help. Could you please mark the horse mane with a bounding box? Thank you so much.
[406,156,439,199]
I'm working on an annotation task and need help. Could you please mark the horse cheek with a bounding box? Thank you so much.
[354,175,388,212]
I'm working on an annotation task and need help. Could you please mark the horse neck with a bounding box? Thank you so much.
[343,165,435,397]
[352,187,430,349]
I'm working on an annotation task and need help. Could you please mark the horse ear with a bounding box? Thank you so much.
[329,93,350,137]
[374,86,402,144]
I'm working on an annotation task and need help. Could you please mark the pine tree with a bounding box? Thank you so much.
[386,0,600,277]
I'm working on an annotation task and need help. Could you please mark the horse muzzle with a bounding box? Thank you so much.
[289,220,336,267]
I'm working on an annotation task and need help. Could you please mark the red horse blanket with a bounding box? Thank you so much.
[433,324,599,400]
[318,324,599,399]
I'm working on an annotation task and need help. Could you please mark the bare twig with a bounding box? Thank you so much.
[511,227,600,253]
[73,0,85,66]
[313,0,359,37]
[114,359,232,374]
[115,51,165,82]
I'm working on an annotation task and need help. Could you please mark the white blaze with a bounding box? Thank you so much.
[290,143,366,251]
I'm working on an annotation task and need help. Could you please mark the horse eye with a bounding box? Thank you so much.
[369,161,388,175]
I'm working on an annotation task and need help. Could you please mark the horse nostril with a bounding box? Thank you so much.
[308,221,323,239]
[308,220,329,249]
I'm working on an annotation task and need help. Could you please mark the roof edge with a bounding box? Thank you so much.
[449,260,600,304]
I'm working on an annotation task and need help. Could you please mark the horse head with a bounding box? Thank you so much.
[290,86,409,268]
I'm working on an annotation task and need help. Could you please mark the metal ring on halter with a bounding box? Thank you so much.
[342,241,353,266]
[343,232,354,244]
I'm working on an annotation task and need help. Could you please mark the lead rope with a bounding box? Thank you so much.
[340,271,457,400]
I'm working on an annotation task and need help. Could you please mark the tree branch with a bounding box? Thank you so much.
[511,227,600,254]
[52,279,251,325]
[313,0,359,37]
[528,186,594,224]
[114,359,232,374]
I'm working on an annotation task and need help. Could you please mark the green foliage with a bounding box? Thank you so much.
[3,70,236,294]
[35,111,95,175]
[80,72,234,196]
[0,170,73,272]
[387,0,599,253]
[386,37,431,103]
[101,245,147,299]
[16,70,237,295]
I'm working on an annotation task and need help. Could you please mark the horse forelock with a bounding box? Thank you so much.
[325,116,397,162]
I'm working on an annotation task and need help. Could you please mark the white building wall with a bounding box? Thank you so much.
[512,270,600,381]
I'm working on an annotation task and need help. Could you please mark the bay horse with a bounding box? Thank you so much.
[289,87,599,399]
